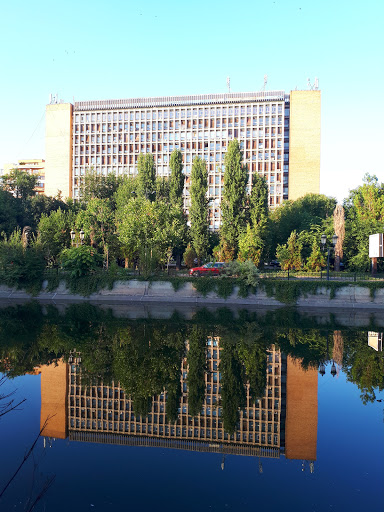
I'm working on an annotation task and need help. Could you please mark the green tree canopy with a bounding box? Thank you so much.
[276,230,303,270]
[37,208,75,266]
[343,174,384,270]
[116,196,187,271]
[238,174,270,266]
[0,189,20,236]
[1,169,37,203]
[169,149,184,207]
[80,168,123,204]
[25,193,69,231]
[76,198,116,267]
[268,193,336,260]
[114,175,138,213]
[220,140,248,260]
[189,157,209,264]
[137,153,156,201]
[249,173,269,227]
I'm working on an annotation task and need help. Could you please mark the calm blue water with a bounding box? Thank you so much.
[0,303,383,512]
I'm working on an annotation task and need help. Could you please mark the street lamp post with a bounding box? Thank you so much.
[320,233,338,281]
[70,229,85,247]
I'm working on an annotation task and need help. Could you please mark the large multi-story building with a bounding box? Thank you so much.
[37,338,318,463]
[3,158,45,195]
[45,89,320,228]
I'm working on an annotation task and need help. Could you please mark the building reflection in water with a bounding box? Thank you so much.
[37,338,318,469]
[368,332,383,352]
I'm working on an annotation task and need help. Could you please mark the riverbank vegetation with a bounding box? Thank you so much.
[1,144,384,292]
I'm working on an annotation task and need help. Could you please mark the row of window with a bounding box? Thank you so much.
[79,117,284,129]
[69,407,279,435]
[73,152,285,168]
[69,418,279,445]
[75,104,285,123]
[74,116,284,133]
[74,126,283,144]
[74,138,284,149]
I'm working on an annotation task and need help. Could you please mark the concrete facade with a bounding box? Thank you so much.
[1,280,384,309]
[44,89,320,221]
[45,103,73,198]
[288,90,321,200]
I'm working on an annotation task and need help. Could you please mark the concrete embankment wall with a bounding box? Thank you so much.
[0,280,384,310]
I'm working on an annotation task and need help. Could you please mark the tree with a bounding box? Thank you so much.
[268,193,337,261]
[114,175,138,212]
[220,140,248,260]
[116,196,151,268]
[0,230,45,292]
[137,153,156,201]
[152,201,188,270]
[0,189,20,236]
[306,239,325,271]
[155,177,169,202]
[238,224,264,266]
[238,174,269,266]
[117,197,187,274]
[114,179,139,268]
[189,157,209,264]
[80,168,122,204]
[169,150,186,268]
[183,244,197,268]
[343,174,384,270]
[76,198,116,268]
[25,194,69,232]
[169,149,184,207]
[276,230,302,270]
[37,208,75,266]
[1,169,37,203]
[333,204,345,271]
[249,173,269,227]
[60,245,103,278]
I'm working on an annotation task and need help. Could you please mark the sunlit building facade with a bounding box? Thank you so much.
[45,89,320,228]
[3,159,45,195]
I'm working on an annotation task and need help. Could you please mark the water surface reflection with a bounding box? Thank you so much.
[0,302,383,511]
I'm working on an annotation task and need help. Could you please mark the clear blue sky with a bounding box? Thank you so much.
[1,0,383,202]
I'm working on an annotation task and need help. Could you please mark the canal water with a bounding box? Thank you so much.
[0,302,383,511]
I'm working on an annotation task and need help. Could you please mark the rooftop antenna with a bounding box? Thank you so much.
[307,78,319,90]
[226,76,231,93]
[262,74,268,92]
[49,93,58,104]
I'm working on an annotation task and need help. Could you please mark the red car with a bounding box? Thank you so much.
[189,262,225,277]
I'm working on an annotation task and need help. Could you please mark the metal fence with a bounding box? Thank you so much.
[259,270,384,282]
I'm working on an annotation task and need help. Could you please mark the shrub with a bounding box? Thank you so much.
[0,231,45,293]
[183,244,197,268]
[60,246,103,278]
[222,259,259,287]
